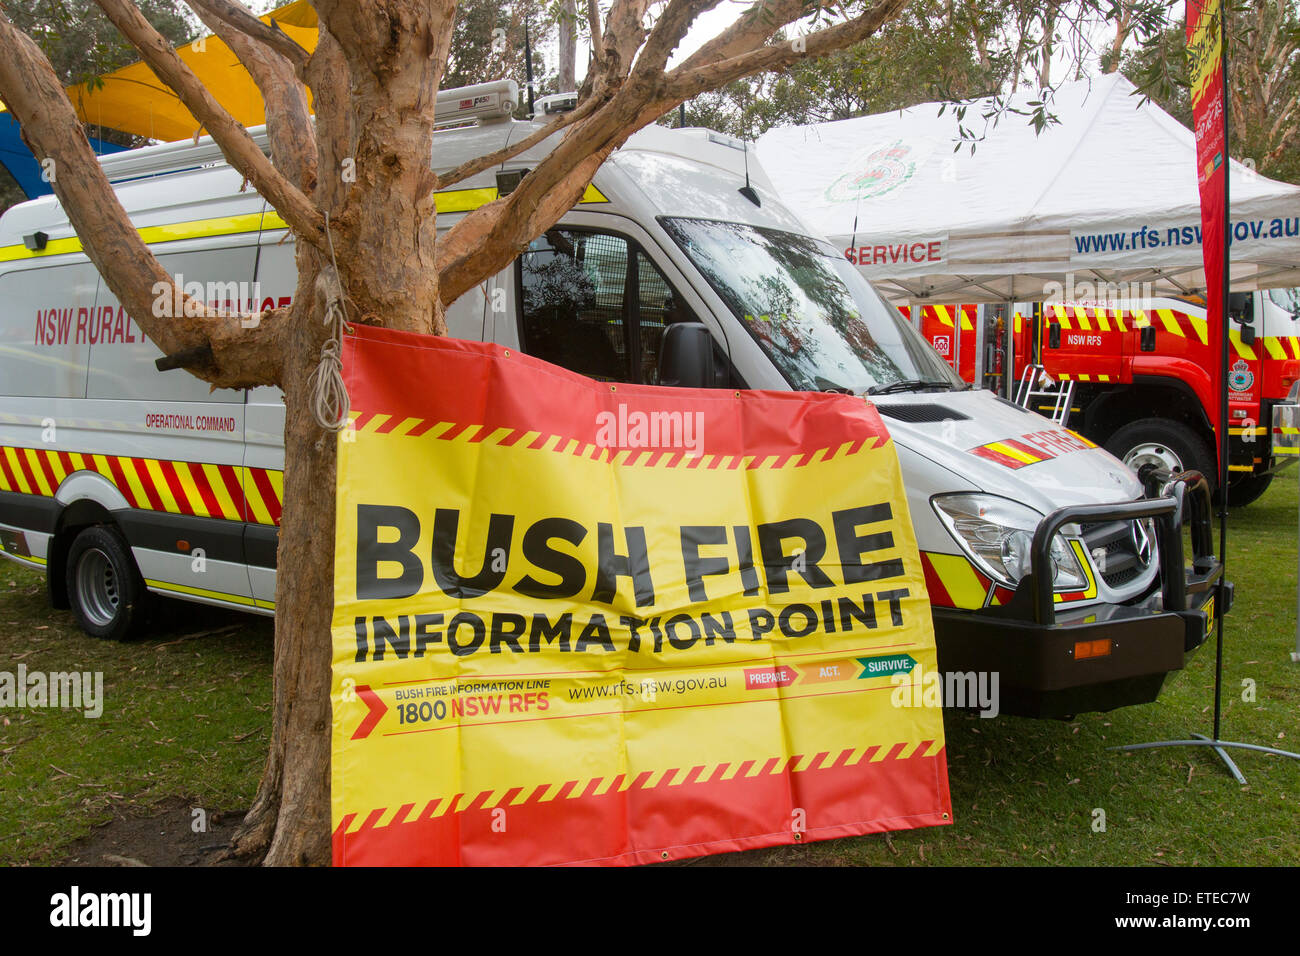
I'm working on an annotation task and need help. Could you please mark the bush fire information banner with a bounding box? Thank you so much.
[330,325,951,866]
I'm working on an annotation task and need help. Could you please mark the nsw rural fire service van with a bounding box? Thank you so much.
[0,80,1229,718]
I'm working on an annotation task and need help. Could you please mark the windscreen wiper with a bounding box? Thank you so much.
[866,379,958,395]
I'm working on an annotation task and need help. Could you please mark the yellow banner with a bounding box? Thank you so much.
[330,327,951,865]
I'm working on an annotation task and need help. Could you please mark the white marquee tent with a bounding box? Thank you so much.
[755,73,1300,304]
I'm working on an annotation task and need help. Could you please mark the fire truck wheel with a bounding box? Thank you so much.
[65,525,149,641]
[1105,419,1216,491]
[1228,472,1273,508]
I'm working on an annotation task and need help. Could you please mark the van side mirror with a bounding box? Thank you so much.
[1240,324,1257,346]
[1228,291,1254,324]
[658,322,716,388]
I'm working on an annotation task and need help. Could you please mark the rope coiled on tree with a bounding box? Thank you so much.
[309,211,353,432]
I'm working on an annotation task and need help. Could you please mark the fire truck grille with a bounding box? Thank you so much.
[1080,519,1154,589]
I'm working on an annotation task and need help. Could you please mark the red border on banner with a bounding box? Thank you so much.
[340,325,891,463]
[333,746,951,866]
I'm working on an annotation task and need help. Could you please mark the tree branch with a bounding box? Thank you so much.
[587,0,604,67]
[187,0,317,194]
[186,0,311,76]
[435,96,602,190]
[636,0,725,75]
[0,8,286,388]
[602,0,654,71]
[669,0,910,101]
[92,0,325,247]
[676,0,824,73]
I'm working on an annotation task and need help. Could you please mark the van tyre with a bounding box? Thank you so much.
[1104,418,1217,493]
[66,525,148,640]
[1228,471,1273,508]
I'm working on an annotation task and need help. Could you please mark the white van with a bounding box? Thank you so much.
[0,81,1228,718]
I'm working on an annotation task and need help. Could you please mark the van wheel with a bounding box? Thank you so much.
[1228,472,1273,508]
[1104,419,1216,492]
[66,525,148,640]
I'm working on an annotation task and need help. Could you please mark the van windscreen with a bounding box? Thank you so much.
[660,217,958,394]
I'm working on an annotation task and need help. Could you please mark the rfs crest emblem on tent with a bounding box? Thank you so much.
[1229,358,1254,392]
[825,139,933,203]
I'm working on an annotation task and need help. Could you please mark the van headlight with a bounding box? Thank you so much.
[931,493,1087,590]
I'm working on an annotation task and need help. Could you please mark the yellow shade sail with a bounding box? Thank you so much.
[2,1,318,143]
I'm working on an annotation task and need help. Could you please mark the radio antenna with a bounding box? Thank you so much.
[738,139,761,207]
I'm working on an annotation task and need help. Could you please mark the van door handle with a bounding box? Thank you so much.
[1048,324,1061,349]
[1140,326,1157,352]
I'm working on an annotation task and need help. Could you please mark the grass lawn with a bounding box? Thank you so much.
[1,474,1297,866]
[0,585,273,865]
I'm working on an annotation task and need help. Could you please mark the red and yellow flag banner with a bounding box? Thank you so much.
[330,326,951,866]
[1187,0,1227,430]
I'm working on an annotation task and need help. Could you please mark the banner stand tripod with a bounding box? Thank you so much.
[1110,0,1300,784]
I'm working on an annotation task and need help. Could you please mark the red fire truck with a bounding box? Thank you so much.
[903,291,1300,506]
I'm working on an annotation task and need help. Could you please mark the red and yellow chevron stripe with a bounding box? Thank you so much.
[969,437,1053,470]
[901,304,976,330]
[348,411,886,470]
[919,551,1018,608]
[921,551,991,608]
[333,735,950,865]
[1262,335,1300,361]
[1055,372,1116,382]
[1044,304,1209,343]
[336,739,946,834]
[0,445,282,525]
[1053,539,1099,604]
[921,546,1097,609]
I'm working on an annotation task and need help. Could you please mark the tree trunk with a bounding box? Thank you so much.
[226,1,450,864]
[559,0,577,92]
[224,258,335,864]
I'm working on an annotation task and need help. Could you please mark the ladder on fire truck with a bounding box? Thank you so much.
[1014,364,1074,426]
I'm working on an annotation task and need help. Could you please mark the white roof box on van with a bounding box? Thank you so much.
[93,79,520,184]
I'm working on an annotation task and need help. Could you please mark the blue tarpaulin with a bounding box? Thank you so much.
[1,111,127,200]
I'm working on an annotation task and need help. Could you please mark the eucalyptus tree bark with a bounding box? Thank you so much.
[559,0,578,92]
[0,0,914,865]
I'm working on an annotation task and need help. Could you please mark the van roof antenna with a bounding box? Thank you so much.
[738,139,761,207]
[524,23,536,117]
[848,183,864,257]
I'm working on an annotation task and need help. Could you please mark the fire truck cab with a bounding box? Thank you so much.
[908,292,1300,506]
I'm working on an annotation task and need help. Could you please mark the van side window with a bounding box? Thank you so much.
[517,229,704,385]
[519,229,630,382]
[637,250,698,385]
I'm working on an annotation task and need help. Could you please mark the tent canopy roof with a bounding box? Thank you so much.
[756,74,1300,303]
[1,1,317,144]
